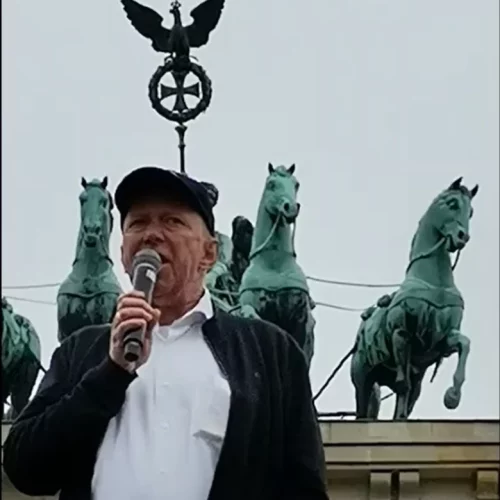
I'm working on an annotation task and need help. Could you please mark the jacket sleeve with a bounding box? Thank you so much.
[2,340,136,497]
[283,338,329,500]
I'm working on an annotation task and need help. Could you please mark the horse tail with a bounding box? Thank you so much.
[313,345,356,402]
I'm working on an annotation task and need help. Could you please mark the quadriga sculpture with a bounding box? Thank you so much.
[350,177,478,420]
[2,297,42,420]
[238,163,316,367]
[206,220,254,311]
[57,177,122,342]
[203,182,254,311]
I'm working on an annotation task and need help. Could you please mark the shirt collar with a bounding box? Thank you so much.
[159,288,214,331]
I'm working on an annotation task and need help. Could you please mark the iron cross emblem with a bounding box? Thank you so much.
[159,70,200,113]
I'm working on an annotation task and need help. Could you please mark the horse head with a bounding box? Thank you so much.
[78,177,114,252]
[2,296,13,313]
[264,163,300,224]
[423,177,478,253]
[2,298,17,347]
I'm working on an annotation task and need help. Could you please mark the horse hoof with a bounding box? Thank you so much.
[444,386,461,409]
[394,376,408,394]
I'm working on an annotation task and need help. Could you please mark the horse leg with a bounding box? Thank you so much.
[351,355,377,419]
[239,304,260,319]
[392,328,410,394]
[393,355,413,420]
[443,330,470,410]
[354,381,375,419]
[406,373,424,417]
[393,386,412,420]
[367,383,381,419]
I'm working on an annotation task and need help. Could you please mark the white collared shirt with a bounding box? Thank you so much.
[91,290,231,500]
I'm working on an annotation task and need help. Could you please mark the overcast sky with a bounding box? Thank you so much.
[3,0,498,419]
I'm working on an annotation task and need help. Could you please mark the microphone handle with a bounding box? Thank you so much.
[121,259,159,363]
[123,328,144,363]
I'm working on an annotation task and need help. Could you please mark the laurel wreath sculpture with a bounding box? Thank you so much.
[148,58,213,124]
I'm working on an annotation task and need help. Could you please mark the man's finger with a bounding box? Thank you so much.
[115,307,153,324]
[114,318,148,340]
[116,291,146,307]
[118,290,145,301]
[117,297,155,314]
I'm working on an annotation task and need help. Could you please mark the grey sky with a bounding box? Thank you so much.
[3,0,498,418]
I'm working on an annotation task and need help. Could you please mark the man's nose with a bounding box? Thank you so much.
[143,227,163,244]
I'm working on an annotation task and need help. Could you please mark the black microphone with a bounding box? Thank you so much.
[123,248,162,363]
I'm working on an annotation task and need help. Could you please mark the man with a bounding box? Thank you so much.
[3,166,328,500]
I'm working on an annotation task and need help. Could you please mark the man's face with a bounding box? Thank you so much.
[121,195,217,303]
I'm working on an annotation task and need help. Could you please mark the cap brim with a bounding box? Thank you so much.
[114,166,207,226]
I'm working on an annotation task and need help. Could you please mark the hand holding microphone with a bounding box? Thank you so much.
[110,249,162,373]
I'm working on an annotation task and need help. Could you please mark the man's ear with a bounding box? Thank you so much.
[120,244,131,277]
[200,237,218,271]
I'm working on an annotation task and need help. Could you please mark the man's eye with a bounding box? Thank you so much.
[165,217,185,226]
[127,219,143,229]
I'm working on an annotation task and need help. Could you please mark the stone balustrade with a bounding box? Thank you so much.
[2,419,499,499]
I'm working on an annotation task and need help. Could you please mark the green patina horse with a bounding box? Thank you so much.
[57,177,122,342]
[200,181,256,314]
[239,164,316,367]
[206,215,254,310]
[350,177,478,420]
[2,297,42,420]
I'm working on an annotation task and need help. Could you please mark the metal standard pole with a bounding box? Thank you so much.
[175,123,187,173]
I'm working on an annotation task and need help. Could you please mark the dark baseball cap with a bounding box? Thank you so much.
[114,166,215,235]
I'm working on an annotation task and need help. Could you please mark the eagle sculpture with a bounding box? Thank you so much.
[121,0,225,57]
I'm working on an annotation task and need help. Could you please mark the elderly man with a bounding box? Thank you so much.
[3,166,328,500]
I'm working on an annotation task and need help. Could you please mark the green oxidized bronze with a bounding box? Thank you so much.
[202,182,254,311]
[206,223,253,309]
[350,177,478,420]
[239,164,316,367]
[203,167,315,366]
[2,297,42,420]
[57,177,122,342]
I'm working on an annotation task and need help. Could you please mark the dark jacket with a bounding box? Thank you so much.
[3,309,328,500]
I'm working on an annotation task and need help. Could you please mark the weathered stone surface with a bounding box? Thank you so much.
[3,419,498,499]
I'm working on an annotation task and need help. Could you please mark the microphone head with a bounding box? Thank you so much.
[132,248,162,272]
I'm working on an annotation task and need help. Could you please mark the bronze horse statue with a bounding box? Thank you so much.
[239,164,316,366]
[203,167,316,367]
[350,177,478,419]
[2,297,42,420]
[57,177,122,342]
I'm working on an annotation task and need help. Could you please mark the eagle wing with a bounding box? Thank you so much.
[121,0,170,53]
[186,0,225,48]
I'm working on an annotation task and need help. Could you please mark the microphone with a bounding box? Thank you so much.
[122,248,162,362]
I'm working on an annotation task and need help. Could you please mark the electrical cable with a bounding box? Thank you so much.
[3,273,401,291]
